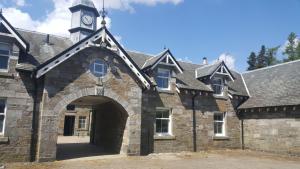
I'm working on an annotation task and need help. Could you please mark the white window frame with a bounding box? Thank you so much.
[156,68,171,90]
[93,62,105,75]
[78,116,87,129]
[212,77,224,96]
[0,99,7,135]
[0,42,11,72]
[214,112,226,137]
[155,108,172,136]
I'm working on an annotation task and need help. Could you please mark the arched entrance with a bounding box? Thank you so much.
[56,95,128,160]
[36,87,142,162]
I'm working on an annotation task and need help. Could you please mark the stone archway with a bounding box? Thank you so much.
[36,87,142,162]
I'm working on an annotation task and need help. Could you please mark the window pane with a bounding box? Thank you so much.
[214,122,223,134]
[156,119,162,133]
[0,55,9,69]
[0,115,4,133]
[162,111,169,118]
[94,63,103,73]
[0,49,9,55]
[212,85,222,94]
[157,77,169,89]
[79,117,86,129]
[161,120,169,133]
[157,69,169,77]
[156,111,163,118]
[214,114,223,121]
[0,100,5,113]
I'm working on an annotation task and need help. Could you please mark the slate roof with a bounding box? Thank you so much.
[13,29,247,95]
[16,29,73,71]
[195,61,222,78]
[238,60,300,109]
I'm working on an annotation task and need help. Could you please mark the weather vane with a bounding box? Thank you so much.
[99,0,107,27]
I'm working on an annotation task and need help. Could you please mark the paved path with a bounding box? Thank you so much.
[6,150,300,169]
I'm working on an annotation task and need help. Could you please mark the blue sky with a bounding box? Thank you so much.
[1,0,300,71]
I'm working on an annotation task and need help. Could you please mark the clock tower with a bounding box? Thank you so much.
[69,0,99,43]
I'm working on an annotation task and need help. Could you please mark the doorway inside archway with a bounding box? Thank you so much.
[56,96,128,160]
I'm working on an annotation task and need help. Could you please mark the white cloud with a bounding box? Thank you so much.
[13,0,26,7]
[178,56,192,63]
[2,8,40,30]
[1,0,182,37]
[213,53,236,70]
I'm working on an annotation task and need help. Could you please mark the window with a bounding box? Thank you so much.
[66,104,75,111]
[0,43,10,71]
[0,99,6,134]
[78,116,86,129]
[214,113,226,136]
[156,68,170,90]
[155,108,172,135]
[212,77,224,95]
[91,59,108,77]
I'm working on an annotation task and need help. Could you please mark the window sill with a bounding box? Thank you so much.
[0,72,14,78]
[154,135,176,140]
[213,95,227,100]
[0,136,9,144]
[213,136,230,140]
[157,89,175,94]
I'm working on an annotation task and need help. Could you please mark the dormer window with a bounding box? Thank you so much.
[0,43,10,71]
[212,77,224,96]
[156,68,170,90]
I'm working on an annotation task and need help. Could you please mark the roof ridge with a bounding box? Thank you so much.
[16,28,70,40]
[243,59,300,74]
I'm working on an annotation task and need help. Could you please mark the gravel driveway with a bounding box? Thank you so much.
[5,150,300,169]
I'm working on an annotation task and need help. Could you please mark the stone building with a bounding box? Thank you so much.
[0,0,299,162]
[58,105,91,136]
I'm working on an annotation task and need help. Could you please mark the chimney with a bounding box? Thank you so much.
[203,57,208,65]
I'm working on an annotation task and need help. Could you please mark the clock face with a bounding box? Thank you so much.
[81,14,93,26]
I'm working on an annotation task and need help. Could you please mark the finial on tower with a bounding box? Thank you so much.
[100,0,107,27]
[0,8,3,14]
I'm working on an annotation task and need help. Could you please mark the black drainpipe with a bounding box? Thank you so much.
[192,92,198,152]
[30,72,38,162]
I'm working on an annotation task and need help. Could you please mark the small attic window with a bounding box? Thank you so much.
[156,68,170,90]
[0,43,10,71]
[212,77,224,96]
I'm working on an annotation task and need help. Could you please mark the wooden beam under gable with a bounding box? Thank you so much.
[35,27,151,89]
[0,14,29,51]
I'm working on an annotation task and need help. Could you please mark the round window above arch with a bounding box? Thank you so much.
[89,59,108,78]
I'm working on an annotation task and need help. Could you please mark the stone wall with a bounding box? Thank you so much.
[0,41,35,162]
[141,72,241,154]
[240,106,300,156]
[36,47,143,161]
[58,107,91,136]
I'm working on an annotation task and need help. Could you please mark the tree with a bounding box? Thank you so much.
[283,32,298,61]
[296,42,300,60]
[266,46,280,66]
[256,45,267,68]
[247,52,257,70]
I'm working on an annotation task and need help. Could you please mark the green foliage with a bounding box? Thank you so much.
[266,46,280,66]
[247,52,257,71]
[283,32,300,62]
[246,32,300,71]
[256,45,267,68]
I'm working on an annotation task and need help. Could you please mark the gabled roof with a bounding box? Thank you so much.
[238,60,300,109]
[35,27,151,89]
[195,61,235,81]
[142,49,184,73]
[0,13,29,51]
